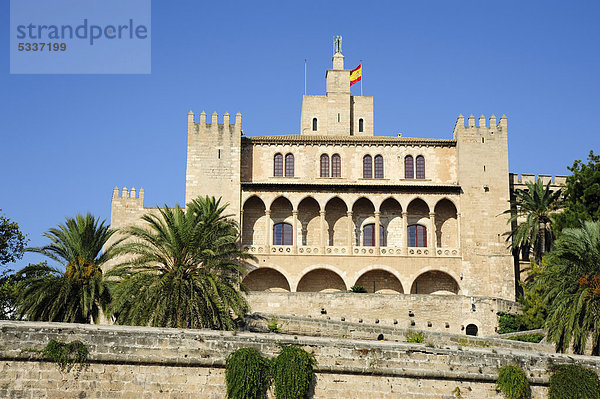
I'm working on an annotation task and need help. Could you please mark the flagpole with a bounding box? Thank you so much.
[304,59,307,95]
[360,59,363,96]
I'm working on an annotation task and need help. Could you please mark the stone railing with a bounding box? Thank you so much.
[243,244,460,257]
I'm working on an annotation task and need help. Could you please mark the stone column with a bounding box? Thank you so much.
[456,212,461,250]
[292,210,298,253]
[429,212,436,252]
[374,211,381,251]
[265,210,271,249]
[402,211,408,248]
[320,210,327,252]
[347,210,354,253]
[240,209,245,245]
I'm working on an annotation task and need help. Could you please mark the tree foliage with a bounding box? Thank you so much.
[536,221,600,355]
[225,347,271,399]
[549,364,600,399]
[17,214,120,323]
[108,196,252,330]
[506,179,562,264]
[0,209,28,265]
[553,150,600,236]
[271,345,316,399]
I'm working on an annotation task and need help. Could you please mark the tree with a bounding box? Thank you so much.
[553,150,600,236]
[0,209,28,266]
[17,214,121,323]
[536,221,600,355]
[108,196,252,330]
[506,179,562,264]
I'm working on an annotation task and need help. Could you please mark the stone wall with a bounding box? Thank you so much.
[246,292,520,336]
[2,321,600,399]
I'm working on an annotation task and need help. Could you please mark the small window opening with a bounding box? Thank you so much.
[312,118,317,131]
[482,137,485,143]
[337,113,340,122]
[465,324,478,336]
[218,149,221,159]
[483,165,486,172]
[359,118,364,132]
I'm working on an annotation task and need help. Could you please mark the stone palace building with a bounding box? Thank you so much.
[109,46,566,335]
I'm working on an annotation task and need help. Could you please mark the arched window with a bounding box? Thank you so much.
[465,324,478,336]
[363,223,385,247]
[404,155,414,179]
[331,154,341,177]
[359,118,364,132]
[408,224,427,247]
[416,155,425,179]
[320,154,330,177]
[273,222,293,245]
[274,153,283,177]
[363,155,372,179]
[285,153,294,177]
[374,155,384,178]
[312,118,318,131]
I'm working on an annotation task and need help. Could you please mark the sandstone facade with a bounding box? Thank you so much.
[108,47,568,335]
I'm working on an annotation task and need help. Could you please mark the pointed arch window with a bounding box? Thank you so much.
[320,154,330,177]
[274,153,283,177]
[312,118,318,131]
[285,153,294,177]
[404,155,414,179]
[359,118,364,132]
[273,222,293,245]
[408,224,427,247]
[332,154,341,177]
[363,155,372,179]
[374,155,384,178]
[363,223,386,247]
[416,155,425,179]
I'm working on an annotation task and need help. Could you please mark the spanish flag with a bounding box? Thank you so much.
[350,64,362,86]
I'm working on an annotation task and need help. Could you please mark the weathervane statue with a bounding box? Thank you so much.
[334,35,342,54]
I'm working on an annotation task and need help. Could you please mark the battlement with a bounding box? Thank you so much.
[188,110,242,133]
[509,173,567,187]
[112,186,145,202]
[453,114,507,139]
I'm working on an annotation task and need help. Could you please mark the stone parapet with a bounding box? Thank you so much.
[2,321,600,398]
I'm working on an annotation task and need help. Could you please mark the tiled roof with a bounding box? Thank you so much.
[242,134,456,146]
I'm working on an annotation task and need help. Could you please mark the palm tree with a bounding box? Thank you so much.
[536,221,600,355]
[506,178,562,264]
[107,196,252,330]
[17,214,121,323]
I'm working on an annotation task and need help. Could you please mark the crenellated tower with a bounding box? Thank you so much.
[453,114,514,299]
[185,110,242,219]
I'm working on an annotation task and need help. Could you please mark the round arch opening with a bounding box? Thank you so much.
[297,268,346,292]
[410,270,459,295]
[355,269,404,294]
[242,268,291,292]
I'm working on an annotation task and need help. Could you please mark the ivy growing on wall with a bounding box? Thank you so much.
[271,345,316,399]
[225,347,271,399]
[495,365,530,399]
[41,339,89,372]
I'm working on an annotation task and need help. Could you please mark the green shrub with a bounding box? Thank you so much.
[549,364,600,399]
[225,347,271,399]
[41,339,88,372]
[271,345,316,399]
[498,312,521,334]
[495,365,530,399]
[507,333,545,343]
[350,285,367,293]
[406,331,424,343]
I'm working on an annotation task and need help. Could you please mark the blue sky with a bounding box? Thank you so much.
[1,0,599,270]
